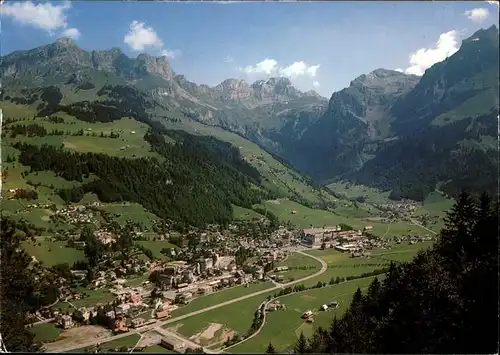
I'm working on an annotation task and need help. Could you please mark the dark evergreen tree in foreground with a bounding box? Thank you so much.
[297,191,498,354]
[0,218,42,352]
[266,342,276,354]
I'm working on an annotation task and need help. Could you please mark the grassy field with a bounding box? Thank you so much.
[369,241,434,263]
[22,237,86,267]
[2,104,161,160]
[68,333,142,353]
[165,289,276,346]
[275,252,321,282]
[326,181,391,205]
[301,242,432,287]
[232,205,264,221]
[229,277,376,354]
[136,239,178,260]
[142,344,178,353]
[415,192,454,218]
[54,288,115,313]
[99,333,141,351]
[30,323,62,343]
[255,199,429,237]
[170,281,275,318]
[99,203,160,228]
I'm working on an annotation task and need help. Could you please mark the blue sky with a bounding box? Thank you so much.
[2,1,499,96]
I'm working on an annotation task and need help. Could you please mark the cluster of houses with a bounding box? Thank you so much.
[299,301,339,324]
[54,205,96,224]
[266,300,286,312]
[299,224,433,258]
[300,225,367,248]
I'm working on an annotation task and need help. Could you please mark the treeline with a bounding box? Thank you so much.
[4,123,120,139]
[294,192,498,354]
[252,206,279,229]
[0,218,69,352]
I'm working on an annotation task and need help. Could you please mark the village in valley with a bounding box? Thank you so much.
[17,196,437,354]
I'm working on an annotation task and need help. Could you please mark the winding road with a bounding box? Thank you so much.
[50,251,327,353]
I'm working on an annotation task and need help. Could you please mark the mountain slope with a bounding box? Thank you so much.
[284,69,420,180]
[2,26,498,204]
[348,25,499,200]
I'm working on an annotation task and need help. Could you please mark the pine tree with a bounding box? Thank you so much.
[295,331,308,354]
[0,218,42,352]
[265,342,276,354]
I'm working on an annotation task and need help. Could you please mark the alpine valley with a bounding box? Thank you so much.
[2,25,498,210]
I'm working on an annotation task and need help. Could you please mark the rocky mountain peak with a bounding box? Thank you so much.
[55,37,77,48]
[135,53,174,80]
[305,90,323,98]
[252,77,293,88]
[218,78,247,89]
[213,78,252,101]
[91,47,125,71]
[350,69,418,89]
[250,77,300,101]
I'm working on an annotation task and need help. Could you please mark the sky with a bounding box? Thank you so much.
[2,1,499,97]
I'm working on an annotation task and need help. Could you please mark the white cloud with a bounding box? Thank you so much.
[394,68,404,73]
[243,58,279,75]
[61,27,81,40]
[242,58,320,79]
[241,58,321,91]
[280,61,320,78]
[464,8,490,22]
[160,49,181,59]
[224,56,234,64]
[124,20,164,51]
[2,1,72,34]
[486,1,499,7]
[124,20,181,59]
[404,30,459,76]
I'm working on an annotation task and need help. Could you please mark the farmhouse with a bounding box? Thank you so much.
[302,310,313,319]
[328,301,339,308]
[58,315,74,329]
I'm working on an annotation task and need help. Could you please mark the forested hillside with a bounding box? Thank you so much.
[2,26,498,205]
[3,85,270,226]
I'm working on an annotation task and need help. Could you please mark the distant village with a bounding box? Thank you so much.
[13,197,437,352]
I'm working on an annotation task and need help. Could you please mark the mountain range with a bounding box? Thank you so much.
[2,25,498,202]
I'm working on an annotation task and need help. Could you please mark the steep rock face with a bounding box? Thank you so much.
[284,69,420,179]
[347,26,499,200]
[213,79,253,102]
[134,53,174,81]
[251,77,301,102]
[91,48,126,72]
